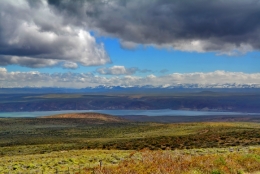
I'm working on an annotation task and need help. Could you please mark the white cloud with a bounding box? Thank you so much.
[62,61,78,69]
[0,69,260,88]
[96,66,153,75]
[0,67,7,73]
[97,66,138,75]
[0,0,110,68]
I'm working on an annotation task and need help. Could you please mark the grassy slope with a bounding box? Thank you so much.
[1,147,260,173]
[41,112,128,122]
[0,117,260,154]
[1,116,260,173]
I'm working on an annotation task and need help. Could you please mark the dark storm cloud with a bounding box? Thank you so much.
[1,0,260,69]
[0,55,59,68]
[0,0,110,68]
[48,0,260,54]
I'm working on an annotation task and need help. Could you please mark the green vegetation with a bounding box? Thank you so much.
[1,117,260,173]
[1,118,260,155]
[1,147,260,173]
[0,149,131,173]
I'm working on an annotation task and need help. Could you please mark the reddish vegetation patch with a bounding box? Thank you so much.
[41,113,128,123]
[92,148,260,174]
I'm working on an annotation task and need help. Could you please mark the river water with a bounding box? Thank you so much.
[0,109,257,118]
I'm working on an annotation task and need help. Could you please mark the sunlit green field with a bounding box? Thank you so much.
[1,147,260,173]
[1,118,260,173]
[0,149,130,173]
[1,118,260,153]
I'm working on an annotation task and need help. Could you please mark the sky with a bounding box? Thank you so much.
[0,0,260,88]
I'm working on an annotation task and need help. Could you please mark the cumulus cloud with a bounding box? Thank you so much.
[96,66,152,75]
[0,56,59,68]
[62,61,78,69]
[48,0,260,55]
[0,0,110,68]
[0,67,7,73]
[0,69,259,88]
[97,66,138,75]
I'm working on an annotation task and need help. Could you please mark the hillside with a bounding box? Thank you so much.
[41,112,128,123]
[1,92,260,112]
[1,118,260,173]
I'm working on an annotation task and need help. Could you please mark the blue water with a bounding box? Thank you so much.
[0,110,257,118]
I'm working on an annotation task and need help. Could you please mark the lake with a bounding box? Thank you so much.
[0,109,258,118]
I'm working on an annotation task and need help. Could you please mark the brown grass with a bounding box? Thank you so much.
[91,148,260,174]
[40,112,128,123]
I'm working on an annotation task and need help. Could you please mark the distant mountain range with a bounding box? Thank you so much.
[0,85,260,94]
[1,87,260,112]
